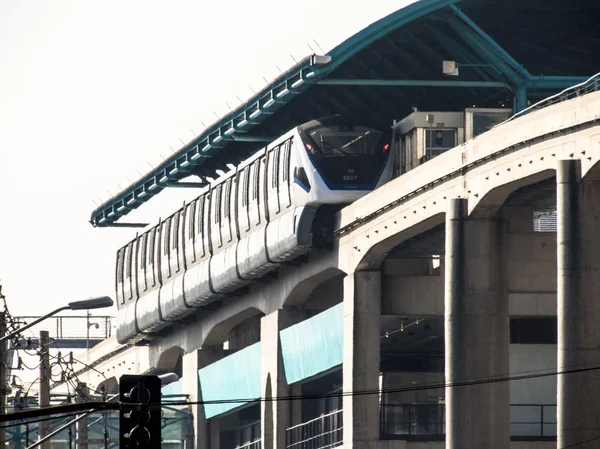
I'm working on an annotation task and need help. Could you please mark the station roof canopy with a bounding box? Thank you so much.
[90,0,600,227]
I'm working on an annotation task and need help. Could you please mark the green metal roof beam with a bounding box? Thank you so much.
[90,55,321,227]
[446,16,526,86]
[317,79,510,88]
[527,76,590,90]
[324,0,463,74]
[449,5,531,81]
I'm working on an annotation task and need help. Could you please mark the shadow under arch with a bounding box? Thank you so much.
[95,375,119,395]
[156,345,184,374]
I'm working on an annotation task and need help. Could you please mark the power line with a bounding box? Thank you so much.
[3,360,599,423]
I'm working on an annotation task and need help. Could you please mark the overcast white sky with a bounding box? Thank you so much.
[0,0,415,317]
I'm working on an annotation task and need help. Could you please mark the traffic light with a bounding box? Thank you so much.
[119,374,162,449]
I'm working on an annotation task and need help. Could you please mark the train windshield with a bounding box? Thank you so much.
[298,118,389,190]
[300,122,383,158]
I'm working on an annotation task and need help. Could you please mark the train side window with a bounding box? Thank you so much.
[224,179,231,219]
[197,196,204,236]
[214,186,222,224]
[117,249,125,283]
[163,219,171,256]
[148,229,156,267]
[125,244,133,279]
[187,202,196,240]
[141,234,148,269]
[172,213,180,251]
[242,167,250,207]
[282,140,291,183]
[271,145,280,189]
[252,160,260,200]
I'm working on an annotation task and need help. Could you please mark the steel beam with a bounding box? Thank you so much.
[317,79,510,88]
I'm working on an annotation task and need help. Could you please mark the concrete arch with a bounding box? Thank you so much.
[355,213,446,271]
[150,251,339,357]
[156,345,184,373]
[202,307,264,347]
[95,376,119,395]
[282,266,345,309]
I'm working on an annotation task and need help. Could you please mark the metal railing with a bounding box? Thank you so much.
[380,403,556,440]
[13,315,112,342]
[286,409,343,449]
[235,439,262,449]
[499,72,600,126]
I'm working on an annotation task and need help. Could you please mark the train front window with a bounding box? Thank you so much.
[298,118,389,190]
[301,123,382,158]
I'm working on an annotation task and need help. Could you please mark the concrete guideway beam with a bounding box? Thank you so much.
[444,198,510,449]
[337,91,600,274]
[557,159,600,449]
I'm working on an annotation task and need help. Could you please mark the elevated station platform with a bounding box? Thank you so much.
[89,0,598,228]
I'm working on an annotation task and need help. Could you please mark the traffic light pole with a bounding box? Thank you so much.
[0,312,7,445]
[39,331,51,449]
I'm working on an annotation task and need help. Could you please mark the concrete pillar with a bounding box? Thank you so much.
[261,309,304,449]
[557,159,600,448]
[183,346,223,449]
[290,383,302,427]
[342,271,381,448]
[444,198,509,449]
[210,419,220,449]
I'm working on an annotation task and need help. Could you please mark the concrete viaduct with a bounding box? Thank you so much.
[64,88,600,449]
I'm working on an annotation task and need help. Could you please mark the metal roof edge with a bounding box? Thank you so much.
[323,0,463,74]
[90,54,324,227]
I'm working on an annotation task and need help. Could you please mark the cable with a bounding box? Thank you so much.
[149,361,600,408]
[0,410,91,429]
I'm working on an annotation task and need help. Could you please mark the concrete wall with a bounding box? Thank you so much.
[382,229,557,317]
[510,344,556,405]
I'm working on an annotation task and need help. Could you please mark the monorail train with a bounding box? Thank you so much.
[116,116,393,344]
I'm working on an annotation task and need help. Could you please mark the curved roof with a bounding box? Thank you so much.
[90,0,599,227]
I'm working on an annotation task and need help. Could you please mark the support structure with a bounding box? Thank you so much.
[76,382,89,449]
[39,330,50,449]
[183,346,223,449]
[556,159,600,448]
[0,312,6,446]
[261,309,304,449]
[342,271,381,447]
[444,198,509,449]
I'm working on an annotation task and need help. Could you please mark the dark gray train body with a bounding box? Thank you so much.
[115,117,393,344]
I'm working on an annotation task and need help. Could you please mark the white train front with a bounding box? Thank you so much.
[115,116,393,344]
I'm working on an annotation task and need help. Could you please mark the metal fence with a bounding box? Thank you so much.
[380,403,556,440]
[13,315,112,342]
[4,393,191,449]
[286,409,343,449]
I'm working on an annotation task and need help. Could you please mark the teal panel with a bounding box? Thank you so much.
[279,303,343,384]
[198,342,262,419]
[162,377,183,396]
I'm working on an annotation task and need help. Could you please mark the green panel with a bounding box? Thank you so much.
[198,342,262,419]
[280,303,343,384]
[162,377,183,396]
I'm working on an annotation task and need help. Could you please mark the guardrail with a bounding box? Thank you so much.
[286,409,343,449]
[500,72,600,125]
[12,315,112,341]
[380,403,556,440]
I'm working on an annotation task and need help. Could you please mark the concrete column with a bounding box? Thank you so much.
[342,271,381,448]
[557,159,600,448]
[444,198,509,449]
[183,346,223,449]
[261,309,304,449]
[290,383,302,427]
[209,419,220,449]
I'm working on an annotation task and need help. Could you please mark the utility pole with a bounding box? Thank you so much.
[39,330,50,449]
[0,311,7,445]
[76,382,89,449]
